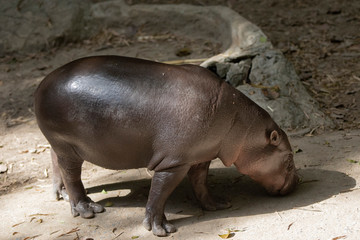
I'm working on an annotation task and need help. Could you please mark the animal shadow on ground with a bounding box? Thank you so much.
[86,167,355,227]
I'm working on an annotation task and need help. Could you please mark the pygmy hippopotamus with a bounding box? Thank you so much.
[34,55,298,236]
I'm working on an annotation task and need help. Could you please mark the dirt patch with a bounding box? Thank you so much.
[2,127,360,239]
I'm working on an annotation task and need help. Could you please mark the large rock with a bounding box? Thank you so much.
[200,6,333,131]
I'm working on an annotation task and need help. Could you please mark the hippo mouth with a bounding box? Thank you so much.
[279,172,299,195]
[266,171,299,196]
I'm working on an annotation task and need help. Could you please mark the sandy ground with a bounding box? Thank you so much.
[1,122,360,240]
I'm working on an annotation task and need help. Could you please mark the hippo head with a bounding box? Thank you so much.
[234,128,299,196]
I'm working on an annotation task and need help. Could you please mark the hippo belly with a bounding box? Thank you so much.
[61,127,155,170]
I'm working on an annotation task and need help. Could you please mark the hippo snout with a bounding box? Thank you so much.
[266,172,299,196]
[279,172,299,196]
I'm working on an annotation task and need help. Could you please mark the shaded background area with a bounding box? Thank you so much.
[0,0,359,130]
[128,0,360,129]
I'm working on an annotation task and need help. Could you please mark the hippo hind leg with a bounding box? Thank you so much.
[188,161,232,211]
[51,148,69,201]
[51,146,104,218]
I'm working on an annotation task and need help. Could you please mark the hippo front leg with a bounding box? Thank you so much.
[54,151,104,219]
[143,166,190,237]
[188,161,231,211]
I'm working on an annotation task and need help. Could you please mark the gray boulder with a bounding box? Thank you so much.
[200,6,333,131]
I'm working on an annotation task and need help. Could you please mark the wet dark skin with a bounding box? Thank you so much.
[34,56,298,237]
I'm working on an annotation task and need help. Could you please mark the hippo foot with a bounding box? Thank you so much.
[71,197,105,219]
[143,212,177,237]
[54,186,69,202]
[200,196,232,211]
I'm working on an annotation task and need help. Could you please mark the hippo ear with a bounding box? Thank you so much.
[269,130,281,146]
